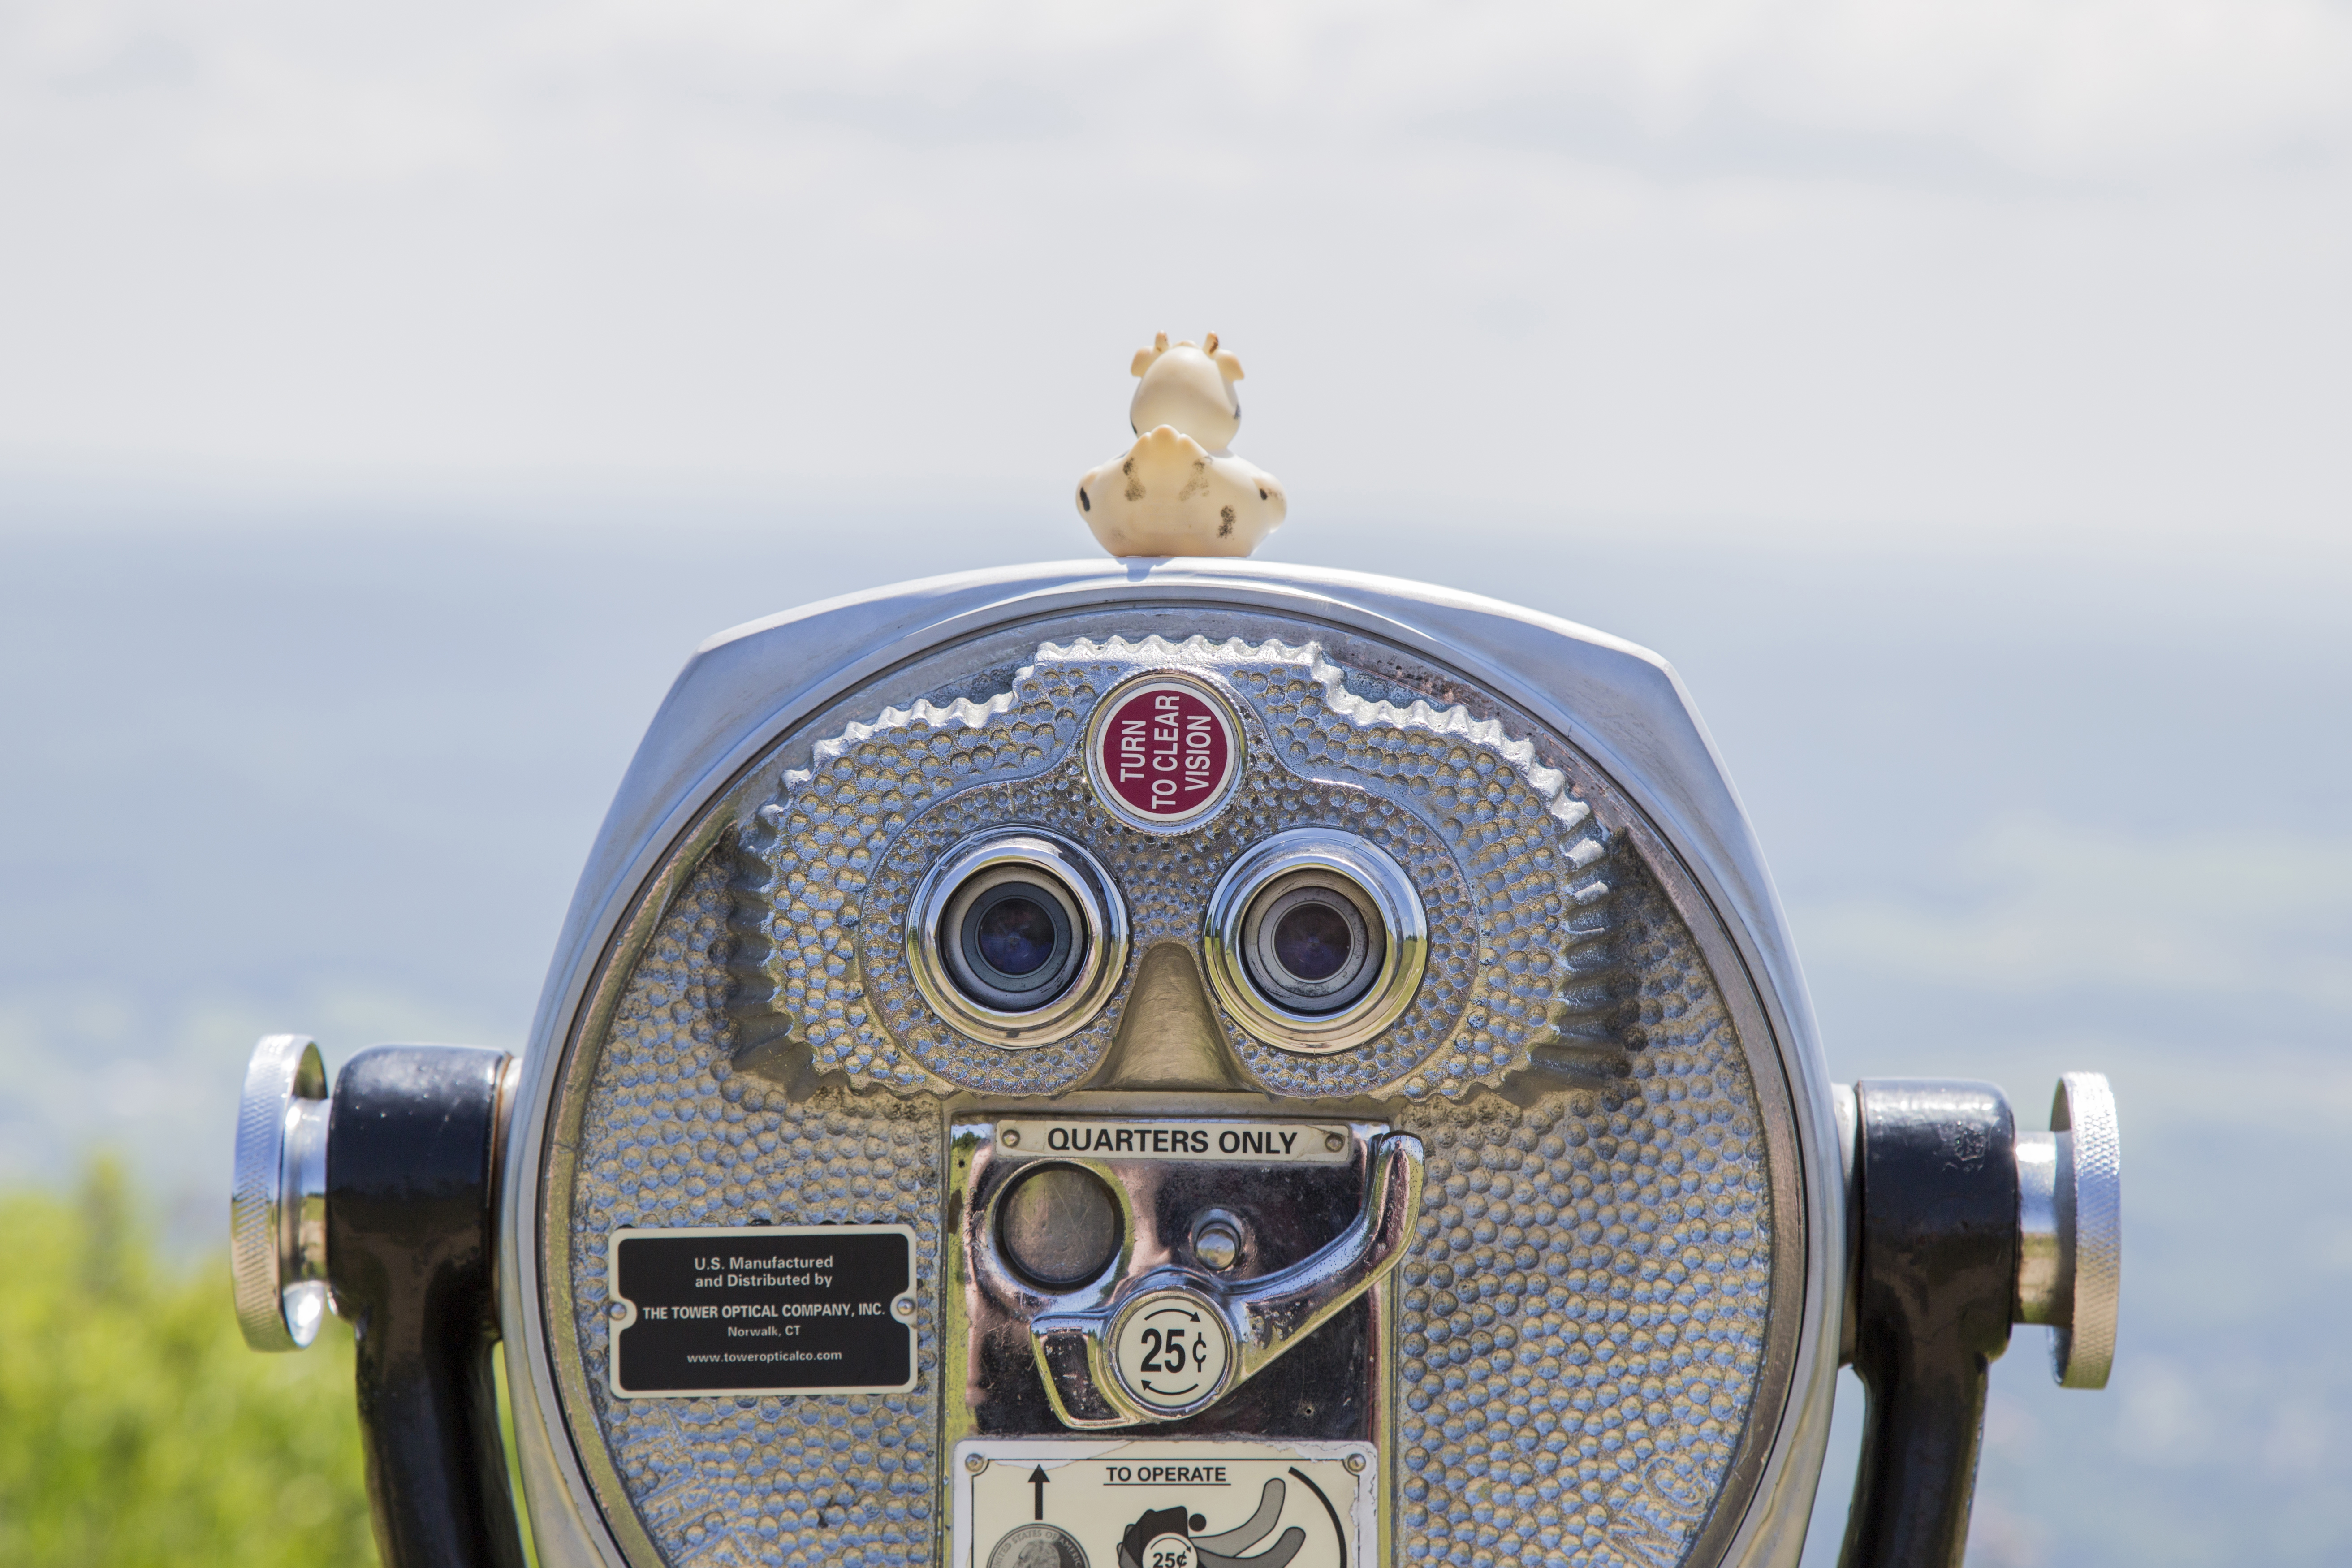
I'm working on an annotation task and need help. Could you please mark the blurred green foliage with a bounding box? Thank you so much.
[0,1163,377,1566]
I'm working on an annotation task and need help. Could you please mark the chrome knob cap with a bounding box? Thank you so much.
[2014,1071,2121,1388]
[230,1034,333,1351]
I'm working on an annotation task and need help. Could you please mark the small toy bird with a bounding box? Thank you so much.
[1077,332,1287,558]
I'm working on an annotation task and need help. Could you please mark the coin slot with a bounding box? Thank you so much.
[997,1165,1124,1290]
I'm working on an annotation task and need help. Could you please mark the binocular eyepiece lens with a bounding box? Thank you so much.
[1273,903,1351,981]
[963,884,1074,993]
[906,830,1131,1047]
[945,873,1085,1011]
[1203,829,1430,1054]
[1249,881,1381,1014]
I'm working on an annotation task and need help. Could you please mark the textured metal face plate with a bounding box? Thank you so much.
[1390,864,1770,1567]
[565,857,946,1564]
[732,635,1614,1101]
[548,617,1782,1568]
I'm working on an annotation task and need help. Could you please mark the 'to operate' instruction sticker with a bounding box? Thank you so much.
[605,1224,917,1398]
[954,1437,1374,1568]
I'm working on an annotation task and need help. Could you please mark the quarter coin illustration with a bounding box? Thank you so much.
[989,1521,1090,1568]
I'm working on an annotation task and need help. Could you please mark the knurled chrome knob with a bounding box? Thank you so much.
[231,1034,333,1351]
[2013,1071,2121,1388]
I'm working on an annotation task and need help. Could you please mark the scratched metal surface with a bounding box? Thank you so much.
[558,629,1774,1567]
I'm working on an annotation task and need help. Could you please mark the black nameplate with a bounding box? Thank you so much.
[606,1224,918,1397]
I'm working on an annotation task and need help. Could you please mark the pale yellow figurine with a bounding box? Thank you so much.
[1076,332,1287,558]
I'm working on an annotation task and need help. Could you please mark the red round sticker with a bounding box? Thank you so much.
[1089,678,1239,826]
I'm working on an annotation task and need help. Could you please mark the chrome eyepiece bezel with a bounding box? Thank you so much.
[906,829,1129,1048]
[1203,828,1428,1054]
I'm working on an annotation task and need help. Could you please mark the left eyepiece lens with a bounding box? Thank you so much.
[975,892,1060,977]
[907,831,1129,1047]
[951,877,1081,1007]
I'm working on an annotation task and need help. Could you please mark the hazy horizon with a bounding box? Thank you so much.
[6,506,2348,1565]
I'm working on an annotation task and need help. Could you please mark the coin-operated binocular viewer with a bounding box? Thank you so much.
[232,338,2118,1568]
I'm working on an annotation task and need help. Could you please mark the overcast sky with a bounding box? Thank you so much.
[3,0,2347,543]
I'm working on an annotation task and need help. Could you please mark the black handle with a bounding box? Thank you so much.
[327,1045,527,1568]
[1838,1080,2017,1568]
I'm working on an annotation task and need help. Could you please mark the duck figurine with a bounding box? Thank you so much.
[1076,332,1287,557]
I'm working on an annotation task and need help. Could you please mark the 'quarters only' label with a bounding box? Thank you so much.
[994,1120,1352,1164]
[605,1224,917,1398]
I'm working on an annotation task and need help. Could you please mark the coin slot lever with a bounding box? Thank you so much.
[1027,1130,1425,1427]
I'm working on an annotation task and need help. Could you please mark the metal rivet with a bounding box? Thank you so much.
[1326,1132,1346,1153]
[894,1297,915,1319]
[1002,1128,1022,1149]
[966,1454,988,1474]
[1344,1453,1368,1474]
[1190,1210,1247,1274]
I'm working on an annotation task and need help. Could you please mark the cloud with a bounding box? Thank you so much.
[1796,813,2352,1009]
[2,0,2347,528]
[10,0,2351,191]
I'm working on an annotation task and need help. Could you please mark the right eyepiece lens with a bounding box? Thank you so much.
[1203,829,1427,1054]
[1244,877,1383,1015]
[1273,902,1353,981]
